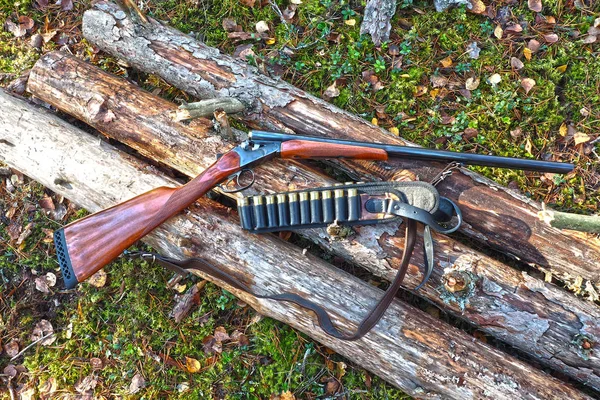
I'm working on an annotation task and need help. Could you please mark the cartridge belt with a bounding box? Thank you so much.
[237,181,461,235]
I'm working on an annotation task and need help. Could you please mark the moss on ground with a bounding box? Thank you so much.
[1,0,599,398]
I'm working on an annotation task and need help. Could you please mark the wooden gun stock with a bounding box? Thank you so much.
[55,151,241,288]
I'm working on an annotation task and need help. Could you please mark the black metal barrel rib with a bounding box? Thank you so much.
[249,131,574,174]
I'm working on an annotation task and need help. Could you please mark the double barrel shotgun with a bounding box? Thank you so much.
[54,131,574,339]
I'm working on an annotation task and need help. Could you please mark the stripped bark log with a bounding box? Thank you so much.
[360,0,397,46]
[82,2,600,287]
[0,89,593,400]
[27,52,600,391]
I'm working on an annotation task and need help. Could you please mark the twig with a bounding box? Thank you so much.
[174,98,245,121]
[10,332,55,361]
[538,203,600,233]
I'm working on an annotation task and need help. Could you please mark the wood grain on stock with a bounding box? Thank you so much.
[27,52,600,392]
[62,152,241,283]
[81,3,600,284]
[280,140,388,160]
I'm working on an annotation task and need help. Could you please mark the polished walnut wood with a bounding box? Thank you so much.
[280,140,388,160]
[62,151,240,283]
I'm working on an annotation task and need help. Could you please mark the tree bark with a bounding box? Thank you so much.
[360,0,397,46]
[82,1,600,287]
[27,51,600,392]
[0,89,593,400]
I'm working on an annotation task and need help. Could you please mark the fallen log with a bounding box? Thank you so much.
[27,52,600,391]
[0,89,593,400]
[82,1,600,287]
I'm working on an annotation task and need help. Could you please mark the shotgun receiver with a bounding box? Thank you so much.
[54,131,574,289]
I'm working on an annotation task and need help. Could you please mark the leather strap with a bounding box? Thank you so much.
[129,219,417,341]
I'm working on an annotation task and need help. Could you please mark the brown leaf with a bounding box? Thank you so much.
[35,276,50,294]
[90,357,103,370]
[323,82,340,100]
[430,75,448,88]
[465,76,480,90]
[505,24,523,34]
[528,0,542,12]
[39,377,58,399]
[510,57,524,70]
[4,339,19,358]
[18,15,34,30]
[222,18,239,32]
[61,0,73,11]
[202,335,222,354]
[583,35,597,44]
[325,379,340,395]
[463,128,479,141]
[185,357,201,373]
[4,20,27,38]
[170,282,202,323]
[527,39,541,52]
[414,85,428,97]
[468,0,486,14]
[494,24,503,39]
[36,0,48,9]
[440,56,453,68]
[280,391,295,400]
[240,0,255,7]
[543,33,559,43]
[214,326,230,343]
[30,319,56,345]
[3,365,18,378]
[75,375,97,394]
[521,77,536,94]
[7,220,21,242]
[230,330,250,346]
[129,373,145,394]
[16,222,33,246]
[510,127,523,139]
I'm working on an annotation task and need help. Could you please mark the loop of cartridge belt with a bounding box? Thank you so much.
[135,219,418,341]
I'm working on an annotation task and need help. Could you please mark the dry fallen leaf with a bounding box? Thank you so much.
[129,373,146,394]
[61,0,73,11]
[255,20,269,34]
[505,24,523,34]
[414,85,428,96]
[239,0,255,6]
[389,127,400,136]
[30,319,56,345]
[521,78,536,94]
[559,122,568,137]
[440,56,453,68]
[214,326,230,343]
[35,276,51,294]
[556,64,568,73]
[528,0,542,12]
[4,20,26,38]
[510,57,524,70]
[344,19,356,26]
[488,73,502,87]
[494,24,503,39]
[528,39,541,52]
[185,356,202,373]
[525,137,533,154]
[468,0,486,14]
[230,330,250,346]
[431,75,448,88]
[574,132,591,145]
[544,33,559,43]
[75,375,97,394]
[4,339,19,358]
[18,15,34,30]
[323,82,340,99]
[90,357,103,370]
[87,269,107,288]
[222,18,239,32]
[510,127,523,139]
[465,76,480,90]
[523,47,532,61]
[280,391,296,400]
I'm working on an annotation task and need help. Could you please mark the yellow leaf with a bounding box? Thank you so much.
[414,85,428,96]
[525,137,533,155]
[574,132,591,145]
[559,123,567,137]
[371,117,378,126]
[399,74,410,78]
[556,64,567,73]
[429,88,440,99]
[440,56,453,68]
[185,357,201,373]
[344,19,356,26]
[280,391,295,400]
[523,47,532,61]
[389,127,400,136]
[265,38,276,45]
[494,24,503,39]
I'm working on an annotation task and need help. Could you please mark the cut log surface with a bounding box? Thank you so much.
[82,1,600,286]
[27,52,600,391]
[0,90,593,400]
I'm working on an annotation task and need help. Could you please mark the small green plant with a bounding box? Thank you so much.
[374,57,386,73]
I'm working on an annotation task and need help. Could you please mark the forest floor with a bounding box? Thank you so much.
[0,0,599,398]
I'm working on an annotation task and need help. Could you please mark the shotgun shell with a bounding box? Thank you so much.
[322,190,334,223]
[310,191,322,224]
[276,193,289,228]
[289,192,300,226]
[299,191,311,225]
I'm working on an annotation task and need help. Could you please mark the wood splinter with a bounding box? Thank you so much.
[174,98,245,122]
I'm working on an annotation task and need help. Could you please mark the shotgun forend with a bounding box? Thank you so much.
[55,131,574,289]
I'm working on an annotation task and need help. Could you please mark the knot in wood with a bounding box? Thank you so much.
[443,270,469,293]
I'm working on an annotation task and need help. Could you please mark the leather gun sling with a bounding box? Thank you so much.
[140,219,417,341]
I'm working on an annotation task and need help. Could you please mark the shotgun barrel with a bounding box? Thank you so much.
[249,131,574,174]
